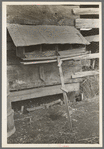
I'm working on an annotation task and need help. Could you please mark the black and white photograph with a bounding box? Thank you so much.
[2,2,102,147]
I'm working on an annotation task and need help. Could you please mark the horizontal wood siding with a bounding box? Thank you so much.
[7,5,83,94]
[9,83,80,102]
[76,5,99,54]
[7,60,82,91]
[85,35,99,42]
[73,8,99,15]
[76,19,99,29]
[72,70,99,78]
[7,5,80,26]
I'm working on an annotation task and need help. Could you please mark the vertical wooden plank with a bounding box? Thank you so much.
[91,59,96,69]
[40,45,42,53]
[56,45,72,131]
[39,65,45,82]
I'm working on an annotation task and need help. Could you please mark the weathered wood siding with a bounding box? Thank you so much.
[7,51,82,91]
[7,30,83,91]
[7,5,79,26]
[7,5,89,91]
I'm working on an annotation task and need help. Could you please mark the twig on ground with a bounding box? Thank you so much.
[27,105,45,112]
[20,106,24,114]
[14,116,32,121]
[45,99,63,109]
[78,136,99,142]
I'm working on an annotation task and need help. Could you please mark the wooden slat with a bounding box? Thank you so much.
[85,35,99,42]
[72,70,99,78]
[70,53,99,60]
[7,5,80,26]
[80,28,92,31]
[73,8,99,15]
[58,49,85,56]
[39,66,45,82]
[57,46,72,131]
[21,53,99,65]
[9,83,79,102]
[45,99,62,109]
[22,51,88,61]
[76,19,99,29]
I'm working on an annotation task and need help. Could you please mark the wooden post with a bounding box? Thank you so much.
[91,59,96,70]
[56,45,72,131]
[40,45,42,53]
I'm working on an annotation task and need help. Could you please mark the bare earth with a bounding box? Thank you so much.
[8,95,99,144]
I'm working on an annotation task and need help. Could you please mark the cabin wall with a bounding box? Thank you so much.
[7,5,90,91]
[7,5,80,26]
[7,30,84,91]
[7,49,82,91]
[77,5,99,70]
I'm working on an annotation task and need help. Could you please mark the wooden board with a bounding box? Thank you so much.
[63,53,99,61]
[85,35,99,42]
[9,83,80,102]
[72,70,99,78]
[39,66,45,82]
[21,53,99,65]
[58,48,85,56]
[7,60,82,91]
[76,19,99,29]
[7,5,80,26]
[73,8,99,15]
[22,52,88,61]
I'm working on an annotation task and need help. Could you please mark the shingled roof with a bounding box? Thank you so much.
[7,24,90,47]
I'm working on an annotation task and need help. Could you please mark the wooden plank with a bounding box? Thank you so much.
[76,19,99,29]
[21,53,99,65]
[57,46,72,131]
[58,49,85,56]
[7,5,80,26]
[72,70,99,78]
[39,66,45,82]
[21,59,56,65]
[62,53,99,61]
[22,51,88,61]
[73,8,99,15]
[85,35,99,42]
[80,28,92,31]
[9,83,79,102]
[91,59,96,69]
[27,105,45,112]
[45,99,62,109]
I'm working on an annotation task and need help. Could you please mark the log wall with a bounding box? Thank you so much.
[7,5,91,95]
[7,5,82,91]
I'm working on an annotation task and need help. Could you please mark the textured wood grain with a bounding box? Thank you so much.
[72,70,99,78]
[7,5,80,26]
[9,83,79,102]
[76,19,99,29]
[85,35,99,42]
[73,8,99,15]
[21,53,99,65]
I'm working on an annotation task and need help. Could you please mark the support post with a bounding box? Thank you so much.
[56,45,72,131]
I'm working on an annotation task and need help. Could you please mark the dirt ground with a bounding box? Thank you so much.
[8,95,99,144]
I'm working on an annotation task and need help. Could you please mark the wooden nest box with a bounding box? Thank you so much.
[7,24,90,61]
